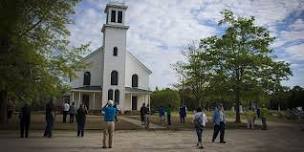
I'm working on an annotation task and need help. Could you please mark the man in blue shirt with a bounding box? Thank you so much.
[102,100,117,149]
[212,104,226,143]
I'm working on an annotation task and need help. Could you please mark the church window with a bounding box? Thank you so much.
[132,74,138,88]
[111,10,116,22]
[113,47,118,56]
[114,89,120,104]
[83,72,91,85]
[111,71,118,85]
[118,11,123,23]
[108,89,113,100]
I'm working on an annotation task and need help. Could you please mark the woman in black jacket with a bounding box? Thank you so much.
[76,104,88,137]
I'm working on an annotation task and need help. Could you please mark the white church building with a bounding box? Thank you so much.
[70,2,152,112]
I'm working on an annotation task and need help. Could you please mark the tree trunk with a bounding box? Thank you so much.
[0,90,8,124]
[235,88,241,123]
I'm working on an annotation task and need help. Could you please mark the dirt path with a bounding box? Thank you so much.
[1,124,303,152]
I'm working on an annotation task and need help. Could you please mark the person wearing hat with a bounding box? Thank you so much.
[102,100,117,149]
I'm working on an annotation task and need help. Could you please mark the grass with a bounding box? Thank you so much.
[128,112,252,130]
[0,112,141,130]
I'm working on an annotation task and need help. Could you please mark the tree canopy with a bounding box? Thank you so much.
[174,10,292,122]
[0,0,88,123]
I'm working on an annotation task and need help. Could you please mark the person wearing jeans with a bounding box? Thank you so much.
[102,100,117,149]
[193,107,208,149]
[212,104,226,143]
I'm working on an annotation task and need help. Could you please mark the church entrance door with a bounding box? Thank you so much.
[82,94,90,110]
[132,96,137,111]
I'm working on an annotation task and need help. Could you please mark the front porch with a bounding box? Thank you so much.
[124,87,152,112]
[71,86,102,110]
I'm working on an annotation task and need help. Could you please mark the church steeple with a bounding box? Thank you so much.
[104,2,127,25]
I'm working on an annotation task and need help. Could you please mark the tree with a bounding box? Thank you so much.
[151,88,181,110]
[0,0,88,123]
[173,43,211,107]
[174,10,292,123]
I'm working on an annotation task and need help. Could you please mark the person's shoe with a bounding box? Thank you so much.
[212,139,215,143]
[220,141,226,144]
[102,146,107,149]
[198,145,204,149]
[109,146,112,148]
[196,142,199,147]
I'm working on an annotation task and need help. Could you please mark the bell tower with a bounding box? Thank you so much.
[101,2,129,111]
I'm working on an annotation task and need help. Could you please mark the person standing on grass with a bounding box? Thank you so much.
[159,106,165,125]
[62,101,70,123]
[166,104,172,126]
[69,102,76,123]
[261,105,268,130]
[193,107,208,149]
[140,103,146,125]
[44,99,55,138]
[179,104,187,124]
[76,104,88,137]
[212,104,226,143]
[144,104,150,129]
[19,103,31,138]
[102,100,117,149]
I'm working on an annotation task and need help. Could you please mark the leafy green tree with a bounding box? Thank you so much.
[174,10,292,123]
[173,43,211,106]
[151,88,181,110]
[0,0,88,123]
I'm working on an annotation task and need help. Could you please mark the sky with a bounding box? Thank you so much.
[68,0,304,89]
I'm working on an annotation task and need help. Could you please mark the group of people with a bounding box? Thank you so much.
[158,104,172,126]
[62,101,77,124]
[158,104,187,126]
[245,105,269,130]
[18,100,269,150]
[18,99,118,149]
[193,104,226,149]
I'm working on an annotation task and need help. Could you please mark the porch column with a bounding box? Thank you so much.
[130,93,132,111]
[78,92,81,108]
[93,92,96,110]
[71,92,75,103]
[148,94,151,111]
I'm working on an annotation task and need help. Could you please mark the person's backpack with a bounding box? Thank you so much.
[194,114,203,128]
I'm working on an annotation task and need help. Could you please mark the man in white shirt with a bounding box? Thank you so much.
[63,101,70,123]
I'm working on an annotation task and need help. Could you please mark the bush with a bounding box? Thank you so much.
[151,88,181,110]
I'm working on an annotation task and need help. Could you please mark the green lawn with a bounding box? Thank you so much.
[0,112,141,130]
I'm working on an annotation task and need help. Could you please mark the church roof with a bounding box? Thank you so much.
[127,51,152,74]
[125,87,152,94]
[71,86,102,92]
[81,47,152,75]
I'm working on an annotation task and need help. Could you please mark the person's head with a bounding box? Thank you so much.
[108,100,114,107]
[196,107,202,112]
[219,104,224,111]
[72,102,75,105]
[142,103,145,106]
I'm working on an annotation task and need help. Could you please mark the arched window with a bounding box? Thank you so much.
[113,47,118,56]
[111,71,118,85]
[108,89,113,100]
[114,89,120,104]
[83,72,91,85]
[132,74,138,88]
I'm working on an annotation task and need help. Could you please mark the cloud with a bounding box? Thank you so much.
[68,0,304,88]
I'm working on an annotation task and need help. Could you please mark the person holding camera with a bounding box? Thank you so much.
[102,100,117,149]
